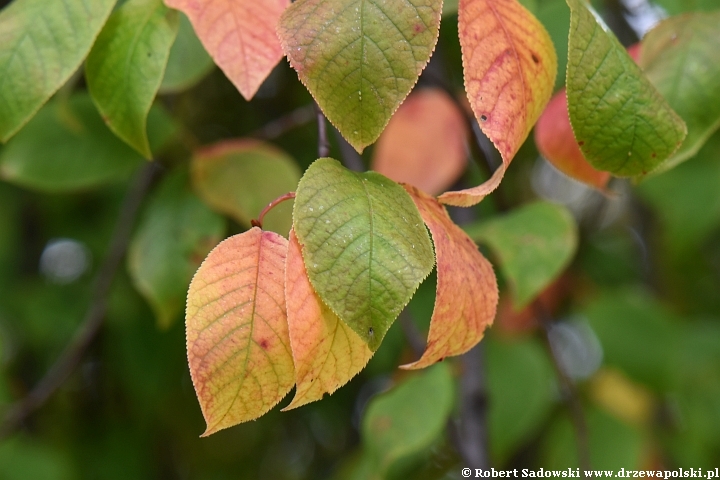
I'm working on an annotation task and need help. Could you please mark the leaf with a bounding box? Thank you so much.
[278,0,442,152]
[534,88,611,189]
[282,230,373,410]
[0,94,177,192]
[639,11,720,173]
[293,158,434,351]
[564,0,686,177]
[128,170,225,329]
[86,0,179,158]
[186,227,294,435]
[465,202,577,308]
[0,0,115,142]
[164,0,289,100]
[159,13,215,94]
[371,89,469,196]
[362,363,454,475]
[400,185,498,369]
[191,139,301,235]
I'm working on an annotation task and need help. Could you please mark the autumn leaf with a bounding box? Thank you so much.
[278,0,442,152]
[534,89,611,190]
[401,185,498,369]
[439,0,556,207]
[186,228,294,435]
[164,0,289,100]
[293,158,434,351]
[283,230,373,411]
[371,89,469,196]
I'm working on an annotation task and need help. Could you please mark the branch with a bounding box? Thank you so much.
[249,104,316,140]
[331,127,365,172]
[0,162,159,439]
[315,103,330,158]
[454,342,491,470]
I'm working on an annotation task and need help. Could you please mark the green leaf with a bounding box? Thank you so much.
[293,158,434,351]
[0,94,176,192]
[0,0,115,142]
[278,0,442,152]
[640,11,720,173]
[362,363,454,475]
[565,0,686,176]
[86,0,179,158]
[465,201,577,309]
[159,13,214,94]
[128,169,225,329]
[0,438,74,480]
[192,140,301,235]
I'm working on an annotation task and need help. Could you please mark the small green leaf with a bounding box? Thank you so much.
[293,158,434,351]
[86,0,179,158]
[465,202,577,309]
[128,169,225,329]
[0,0,116,142]
[362,363,454,475]
[278,0,442,152]
[192,140,301,235]
[565,0,687,176]
[640,11,720,173]
[159,13,214,94]
[0,94,176,192]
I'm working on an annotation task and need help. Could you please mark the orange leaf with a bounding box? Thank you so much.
[439,0,556,207]
[282,230,373,410]
[534,89,611,190]
[371,89,469,196]
[186,227,293,435]
[164,0,289,100]
[401,186,498,369]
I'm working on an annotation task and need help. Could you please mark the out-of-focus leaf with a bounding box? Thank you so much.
[362,363,454,476]
[640,11,720,173]
[401,186,498,369]
[164,0,289,100]
[651,0,719,15]
[590,368,655,427]
[371,89,468,196]
[534,89,611,189]
[278,0,442,152]
[536,0,571,90]
[283,230,373,410]
[466,202,577,309]
[0,438,74,480]
[86,0,179,158]
[186,228,294,435]
[438,0,556,207]
[637,132,720,252]
[486,336,555,463]
[191,139,300,235]
[565,0,686,177]
[128,170,225,329]
[0,94,177,192]
[293,158,434,351]
[159,13,214,93]
[0,0,115,142]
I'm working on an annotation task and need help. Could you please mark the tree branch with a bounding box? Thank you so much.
[249,104,316,140]
[0,162,159,439]
[331,127,365,172]
[315,103,330,158]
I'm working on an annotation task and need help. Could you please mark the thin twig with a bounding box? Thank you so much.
[331,127,365,172]
[315,103,330,158]
[454,342,491,470]
[533,301,592,474]
[251,192,296,229]
[249,104,316,140]
[0,162,159,439]
[397,309,425,357]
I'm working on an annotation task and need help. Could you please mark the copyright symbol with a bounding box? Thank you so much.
[462,468,472,478]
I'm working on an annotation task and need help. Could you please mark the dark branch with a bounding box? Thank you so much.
[250,104,316,140]
[331,127,365,172]
[0,162,159,439]
[315,103,330,158]
[454,342,491,470]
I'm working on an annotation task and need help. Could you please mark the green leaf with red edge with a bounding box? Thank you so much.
[534,89,611,190]
[0,0,116,143]
[439,0,556,207]
[371,89,469,196]
[186,227,294,435]
[564,0,686,177]
[191,140,301,236]
[282,230,373,410]
[401,185,498,369]
[639,11,720,174]
[164,0,289,100]
[293,158,434,351]
[278,0,442,153]
[86,0,179,158]
[128,169,225,329]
